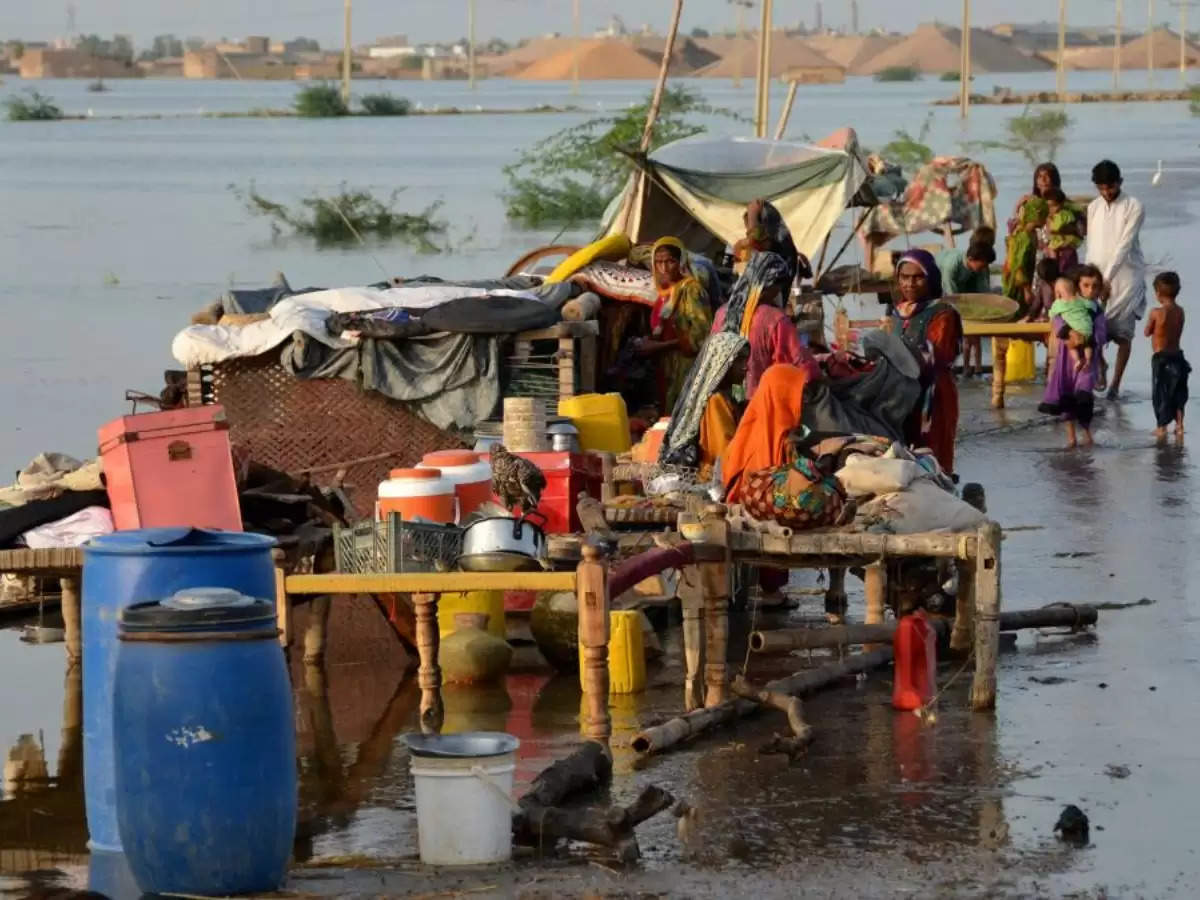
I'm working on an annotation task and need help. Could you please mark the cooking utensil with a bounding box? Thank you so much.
[546,422,580,453]
[458,512,548,572]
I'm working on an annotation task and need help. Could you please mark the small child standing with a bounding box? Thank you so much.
[1025,257,1059,321]
[1049,277,1099,374]
[1145,271,1190,441]
[1044,189,1082,273]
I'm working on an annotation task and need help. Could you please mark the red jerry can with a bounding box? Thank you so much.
[892,610,936,711]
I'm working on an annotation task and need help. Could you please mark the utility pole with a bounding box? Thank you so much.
[755,0,773,138]
[1057,0,1067,100]
[960,0,971,118]
[1174,1,1196,82]
[1149,0,1156,83]
[342,0,352,106]
[850,0,859,34]
[468,0,476,89]
[571,0,581,95]
[1113,0,1123,90]
[731,0,752,89]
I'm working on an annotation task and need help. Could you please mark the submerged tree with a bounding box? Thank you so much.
[966,106,1072,166]
[878,112,935,171]
[232,183,447,252]
[502,85,743,229]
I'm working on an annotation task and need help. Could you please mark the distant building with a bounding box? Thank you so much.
[20,47,142,78]
[244,36,270,55]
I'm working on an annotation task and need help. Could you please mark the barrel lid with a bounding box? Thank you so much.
[421,450,481,468]
[85,528,275,555]
[120,588,275,632]
[388,467,441,480]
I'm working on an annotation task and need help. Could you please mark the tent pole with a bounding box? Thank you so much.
[755,0,774,137]
[773,79,798,139]
[640,0,684,151]
[815,207,874,284]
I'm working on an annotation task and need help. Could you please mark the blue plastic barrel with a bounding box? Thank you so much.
[113,589,296,895]
[82,528,275,852]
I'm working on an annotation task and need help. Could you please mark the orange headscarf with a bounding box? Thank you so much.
[721,363,811,503]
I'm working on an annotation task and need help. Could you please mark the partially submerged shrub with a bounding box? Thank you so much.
[875,66,921,83]
[360,93,411,116]
[294,83,349,117]
[6,90,63,121]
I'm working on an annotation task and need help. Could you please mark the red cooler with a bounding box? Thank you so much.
[482,451,603,534]
[98,406,242,531]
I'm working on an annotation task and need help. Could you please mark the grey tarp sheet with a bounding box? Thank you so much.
[802,358,921,442]
[279,331,501,431]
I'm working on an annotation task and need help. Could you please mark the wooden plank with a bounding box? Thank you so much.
[971,522,1003,711]
[285,571,578,595]
[962,321,1051,337]
[0,547,84,576]
[729,530,977,561]
[518,320,600,341]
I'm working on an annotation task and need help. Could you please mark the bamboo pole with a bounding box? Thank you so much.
[468,0,477,90]
[754,0,774,137]
[412,592,444,733]
[1149,0,1156,82]
[824,566,848,621]
[950,558,976,653]
[571,0,581,96]
[640,0,685,152]
[1114,0,1124,90]
[960,0,971,118]
[678,566,706,712]
[733,1,747,89]
[272,548,290,648]
[577,544,612,744]
[303,594,332,664]
[970,522,1002,711]
[773,80,798,139]
[60,575,81,663]
[341,0,352,106]
[729,529,977,560]
[990,337,1009,408]
[863,562,886,650]
[1057,0,1067,100]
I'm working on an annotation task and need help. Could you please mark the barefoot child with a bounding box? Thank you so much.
[1039,267,1107,448]
[1049,277,1099,374]
[1075,265,1109,389]
[1145,271,1189,440]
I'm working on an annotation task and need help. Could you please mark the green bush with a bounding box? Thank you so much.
[233,183,447,251]
[941,71,962,82]
[5,90,63,121]
[874,66,921,83]
[879,112,935,171]
[965,106,1072,166]
[360,93,411,116]
[502,85,744,229]
[294,83,349,118]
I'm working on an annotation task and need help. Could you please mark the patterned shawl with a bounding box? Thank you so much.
[660,331,749,467]
[721,251,793,339]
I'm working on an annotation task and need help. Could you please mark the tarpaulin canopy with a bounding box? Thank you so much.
[604,130,873,261]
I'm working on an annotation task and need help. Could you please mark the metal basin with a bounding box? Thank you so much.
[403,731,520,759]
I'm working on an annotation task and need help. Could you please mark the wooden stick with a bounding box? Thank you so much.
[731,675,812,754]
[729,529,976,561]
[752,622,898,653]
[272,548,291,648]
[701,505,731,707]
[998,604,1096,630]
[59,575,81,663]
[640,0,684,152]
[577,545,611,744]
[824,567,848,622]
[950,559,976,654]
[990,337,1008,409]
[412,592,443,733]
[971,522,1002,711]
[773,79,798,139]
[303,594,332,664]
[863,562,886,650]
[681,598,705,713]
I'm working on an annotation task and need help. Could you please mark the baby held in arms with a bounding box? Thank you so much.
[1049,277,1099,374]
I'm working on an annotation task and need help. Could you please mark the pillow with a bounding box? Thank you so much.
[570,261,657,307]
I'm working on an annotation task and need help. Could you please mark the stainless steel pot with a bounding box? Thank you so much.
[457,513,548,572]
[546,422,580,453]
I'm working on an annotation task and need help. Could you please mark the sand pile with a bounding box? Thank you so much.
[514,38,663,80]
[803,34,902,74]
[485,36,575,77]
[1052,28,1200,70]
[692,33,844,78]
[860,24,1052,75]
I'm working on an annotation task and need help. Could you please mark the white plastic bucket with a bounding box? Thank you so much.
[407,734,518,866]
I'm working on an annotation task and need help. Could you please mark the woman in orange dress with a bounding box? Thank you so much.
[721,362,814,504]
[890,249,963,474]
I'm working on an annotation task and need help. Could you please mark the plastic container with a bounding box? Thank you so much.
[632,417,671,463]
[113,590,295,896]
[404,732,519,866]
[81,528,275,853]
[579,610,646,694]
[98,405,242,531]
[418,450,493,522]
[1005,339,1036,383]
[438,590,506,639]
[558,393,631,453]
[892,610,937,711]
[378,468,455,524]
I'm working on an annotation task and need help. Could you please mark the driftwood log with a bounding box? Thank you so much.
[512,740,675,862]
[731,675,813,762]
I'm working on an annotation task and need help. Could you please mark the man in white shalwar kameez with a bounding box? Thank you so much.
[1086,159,1147,400]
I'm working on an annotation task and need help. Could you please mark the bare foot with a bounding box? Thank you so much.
[1154,427,1167,442]
[1082,430,1094,446]
[1106,386,1120,401]
[1066,437,1078,449]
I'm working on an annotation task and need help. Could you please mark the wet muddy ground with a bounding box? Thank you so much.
[5,371,1199,899]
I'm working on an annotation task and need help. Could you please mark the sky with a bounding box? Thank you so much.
[2,1,1134,49]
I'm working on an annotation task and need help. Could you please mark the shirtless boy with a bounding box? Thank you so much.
[1144,271,1189,441]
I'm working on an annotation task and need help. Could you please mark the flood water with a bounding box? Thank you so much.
[1,70,1199,897]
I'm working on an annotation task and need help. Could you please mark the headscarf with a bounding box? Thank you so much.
[1001,196,1047,300]
[894,249,944,310]
[721,362,812,503]
[721,251,793,339]
[650,236,699,335]
[749,201,800,288]
[660,331,749,467]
